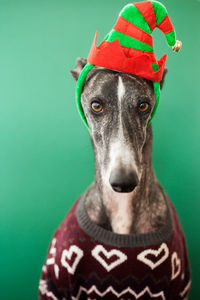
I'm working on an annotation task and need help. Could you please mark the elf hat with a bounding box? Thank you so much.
[76,0,182,133]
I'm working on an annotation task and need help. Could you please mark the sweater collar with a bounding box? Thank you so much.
[76,184,174,248]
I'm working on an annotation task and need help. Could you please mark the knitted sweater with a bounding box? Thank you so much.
[38,186,191,300]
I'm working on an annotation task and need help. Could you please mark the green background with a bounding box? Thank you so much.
[0,0,199,299]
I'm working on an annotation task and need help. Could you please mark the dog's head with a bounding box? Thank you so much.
[71,58,168,194]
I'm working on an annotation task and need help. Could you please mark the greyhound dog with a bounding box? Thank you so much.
[71,57,168,236]
[38,56,191,300]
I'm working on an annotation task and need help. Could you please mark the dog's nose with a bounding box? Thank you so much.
[109,169,139,193]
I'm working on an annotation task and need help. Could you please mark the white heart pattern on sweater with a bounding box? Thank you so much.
[91,245,127,272]
[171,252,181,280]
[46,238,57,265]
[137,243,169,270]
[61,245,84,274]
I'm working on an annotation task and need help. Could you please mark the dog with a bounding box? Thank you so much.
[38,57,191,300]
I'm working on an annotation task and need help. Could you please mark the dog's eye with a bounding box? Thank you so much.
[138,102,150,113]
[91,101,103,113]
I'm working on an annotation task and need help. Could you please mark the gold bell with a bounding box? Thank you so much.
[172,40,182,52]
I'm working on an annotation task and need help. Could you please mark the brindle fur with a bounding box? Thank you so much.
[71,57,168,235]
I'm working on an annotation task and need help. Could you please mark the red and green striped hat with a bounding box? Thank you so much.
[76,0,182,132]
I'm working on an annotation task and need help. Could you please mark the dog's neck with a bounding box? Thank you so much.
[85,125,168,235]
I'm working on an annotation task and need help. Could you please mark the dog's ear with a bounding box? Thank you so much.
[70,57,87,81]
[160,68,168,90]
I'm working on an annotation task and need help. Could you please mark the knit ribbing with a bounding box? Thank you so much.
[76,184,174,248]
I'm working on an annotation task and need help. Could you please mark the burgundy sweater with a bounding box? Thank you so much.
[38,187,192,300]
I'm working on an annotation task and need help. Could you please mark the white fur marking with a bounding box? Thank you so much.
[102,141,138,190]
[103,186,135,234]
[101,140,139,234]
[118,76,125,102]
[118,76,125,141]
